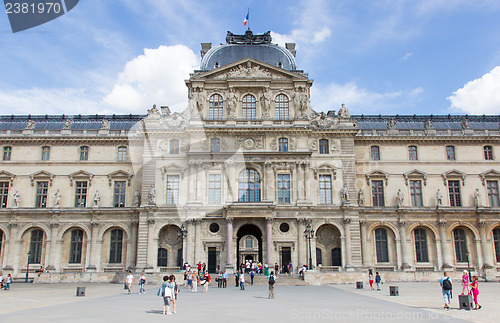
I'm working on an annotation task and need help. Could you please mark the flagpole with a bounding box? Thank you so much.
[247,8,250,31]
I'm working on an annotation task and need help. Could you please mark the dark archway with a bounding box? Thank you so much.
[237,224,262,268]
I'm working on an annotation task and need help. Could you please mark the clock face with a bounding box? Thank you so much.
[244,138,255,149]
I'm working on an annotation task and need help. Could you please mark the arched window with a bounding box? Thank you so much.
[371,146,380,160]
[278,138,288,152]
[493,228,500,262]
[80,146,89,161]
[69,229,84,264]
[210,138,220,152]
[29,229,44,264]
[242,95,256,120]
[375,228,389,262]
[109,229,124,264]
[453,228,468,262]
[117,146,127,161]
[209,94,223,120]
[238,169,261,202]
[414,228,429,262]
[158,248,168,267]
[319,139,329,154]
[275,94,289,120]
[41,146,50,161]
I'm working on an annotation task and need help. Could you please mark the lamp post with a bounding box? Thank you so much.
[304,223,314,270]
[25,251,31,283]
[178,224,188,269]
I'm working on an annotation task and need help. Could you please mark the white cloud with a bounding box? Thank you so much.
[103,44,199,114]
[447,66,500,114]
[400,52,413,61]
[311,82,424,114]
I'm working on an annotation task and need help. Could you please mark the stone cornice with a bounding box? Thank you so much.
[0,136,131,145]
[355,134,500,143]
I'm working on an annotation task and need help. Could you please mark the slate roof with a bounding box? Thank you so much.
[353,115,500,130]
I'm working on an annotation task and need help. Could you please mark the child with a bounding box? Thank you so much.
[469,276,481,310]
[375,272,382,291]
[368,269,374,290]
[461,270,470,295]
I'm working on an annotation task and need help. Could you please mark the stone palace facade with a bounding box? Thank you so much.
[1,30,499,281]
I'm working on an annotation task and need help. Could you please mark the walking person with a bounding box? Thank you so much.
[235,271,240,287]
[375,272,382,291]
[461,270,470,295]
[160,275,174,315]
[217,271,223,288]
[5,273,12,290]
[222,270,228,288]
[469,276,481,310]
[240,272,245,290]
[268,271,277,299]
[187,270,193,289]
[170,274,178,314]
[250,268,255,285]
[126,271,133,294]
[368,269,374,290]
[440,271,453,309]
[264,264,269,276]
[139,273,146,294]
[202,271,211,293]
[192,270,198,293]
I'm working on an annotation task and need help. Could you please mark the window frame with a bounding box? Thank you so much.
[2,146,12,161]
[448,180,461,207]
[109,228,123,264]
[319,139,329,154]
[74,181,88,208]
[113,181,126,207]
[493,228,500,263]
[69,229,84,264]
[484,145,494,160]
[275,94,289,120]
[35,181,48,208]
[238,169,261,202]
[278,138,288,152]
[370,146,380,161]
[414,228,429,262]
[79,146,89,161]
[319,174,332,204]
[166,175,180,204]
[371,180,385,207]
[446,145,455,161]
[29,229,44,264]
[209,94,224,120]
[41,146,50,161]
[0,181,9,208]
[157,248,168,267]
[453,228,468,262]
[117,146,127,161]
[210,138,220,153]
[277,173,291,204]
[409,180,423,207]
[208,173,221,204]
[170,139,179,155]
[242,94,256,120]
[408,145,418,161]
[375,228,389,263]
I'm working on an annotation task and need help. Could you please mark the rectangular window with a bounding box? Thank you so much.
[446,146,455,160]
[484,146,493,160]
[448,180,461,207]
[80,146,89,161]
[408,146,418,160]
[3,146,12,161]
[371,146,380,161]
[210,139,220,152]
[208,174,221,204]
[113,181,126,207]
[41,147,50,161]
[170,140,179,154]
[319,140,329,154]
[319,175,332,204]
[35,181,48,208]
[69,230,83,264]
[277,174,291,204]
[0,181,9,208]
[371,180,385,207]
[75,181,88,207]
[117,147,127,161]
[166,175,180,204]
[487,181,500,207]
[410,180,423,207]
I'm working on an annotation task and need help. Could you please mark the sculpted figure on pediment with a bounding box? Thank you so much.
[101,119,110,130]
[63,119,72,130]
[311,112,339,128]
[227,63,272,78]
[338,104,350,119]
[25,120,35,130]
[387,118,397,129]
[160,112,186,129]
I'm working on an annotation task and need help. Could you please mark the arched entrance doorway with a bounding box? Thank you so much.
[237,224,262,268]
[316,224,342,266]
[157,225,182,268]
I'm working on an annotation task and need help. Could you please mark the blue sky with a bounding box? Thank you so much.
[0,0,499,116]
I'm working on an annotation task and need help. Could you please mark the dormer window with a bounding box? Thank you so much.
[278,62,283,68]
[214,62,219,69]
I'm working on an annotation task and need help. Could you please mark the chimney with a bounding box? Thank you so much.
[201,43,212,58]
[285,43,296,57]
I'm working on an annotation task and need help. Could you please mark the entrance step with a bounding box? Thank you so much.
[242,275,308,286]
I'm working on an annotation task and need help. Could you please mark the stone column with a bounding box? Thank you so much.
[297,218,306,267]
[478,221,494,268]
[226,161,236,202]
[195,164,202,202]
[188,163,195,202]
[435,237,443,270]
[194,219,201,265]
[126,221,138,270]
[359,220,371,268]
[226,218,233,271]
[266,218,273,265]
[145,218,156,270]
[304,163,310,202]
[343,218,353,269]
[6,222,19,272]
[186,220,195,265]
[438,220,453,268]
[398,221,411,270]
[297,163,304,202]
[45,221,59,271]
[264,162,273,201]
[87,221,99,271]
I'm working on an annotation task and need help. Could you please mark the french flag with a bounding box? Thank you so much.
[243,12,249,26]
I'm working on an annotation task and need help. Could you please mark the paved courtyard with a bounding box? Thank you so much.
[0,280,496,322]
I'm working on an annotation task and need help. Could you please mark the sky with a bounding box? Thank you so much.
[0,0,500,116]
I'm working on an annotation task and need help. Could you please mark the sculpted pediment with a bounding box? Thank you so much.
[194,59,307,81]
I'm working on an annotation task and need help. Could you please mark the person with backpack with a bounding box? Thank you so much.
[375,272,382,291]
[138,273,146,294]
[440,271,453,309]
[250,268,255,285]
[268,270,277,299]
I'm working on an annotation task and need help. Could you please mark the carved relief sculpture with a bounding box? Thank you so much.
[133,189,140,207]
[149,185,156,204]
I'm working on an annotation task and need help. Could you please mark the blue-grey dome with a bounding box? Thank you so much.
[200,30,297,71]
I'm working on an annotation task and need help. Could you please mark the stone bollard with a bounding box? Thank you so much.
[356,281,363,289]
[389,286,399,296]
[76,287,86,297]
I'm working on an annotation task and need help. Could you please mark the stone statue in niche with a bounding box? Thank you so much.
[149,185,156,204]
[13,190,20,207]
[358,189,364,206]
[54,189,61,207]
[436,189,443,206]
[133,189,140,207]
[93,190,101,207]
[340,185,349,205]
[260,88,272,118]
[474,188,481,207]
[396,189,404,207]
[227,88,237,118]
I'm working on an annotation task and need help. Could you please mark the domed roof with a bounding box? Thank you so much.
[200,30,297,71]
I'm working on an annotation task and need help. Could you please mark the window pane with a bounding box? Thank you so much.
[210,138,220,152]
[117,147,127,161]
[114,181,126,207]
[446,146,455,160]
[242,95,256,120]
[166,175,180,204]
[0,181,9,208]
[3,147,12,161]
[69,229,83,264]
[487,181,499,207]
[414,228,429,262]
[453,228,468,262]
[371,180,385,207]
[410,180,423,207]
[209,94,224,120]
[484,146,493,160]
[41,147,50,161]
[319,140,329,154]
[29,229,44,264]
[209,174,221,204]
[408,146,418,160]
[80,146,89,161]
[371,146,380,160]
[35,181,48,208]
[277,174,291,203]
[170,140,179,154]
[238,169,261,202]
[109,229,123,263]
[75,181,88,207]
[375,228,389,262]
[275,94,289,120]
[278,138,288,152]
[319,175,332,204]
[448,180,461,207]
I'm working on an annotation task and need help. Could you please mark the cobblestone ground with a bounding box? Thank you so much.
[1,281,493,322]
